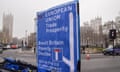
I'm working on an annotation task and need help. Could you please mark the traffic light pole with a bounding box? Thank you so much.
[109,29,116,56]
[112,39,115,56]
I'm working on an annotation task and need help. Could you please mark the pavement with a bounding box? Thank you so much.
[15,48,35,53]
[0,48,37,72]
[0,48,37,65]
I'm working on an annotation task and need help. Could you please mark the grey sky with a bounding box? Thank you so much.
[0,0,72,38]
[0,0,120,38]
[80,0,120,25]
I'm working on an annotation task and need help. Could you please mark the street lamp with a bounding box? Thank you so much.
[25,30,28,48]
[86,37,89,48]
[33,17,37,53]
[34,18,37,33]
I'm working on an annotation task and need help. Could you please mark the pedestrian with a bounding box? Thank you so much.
[82,46,85,54]
[34,47,36,54]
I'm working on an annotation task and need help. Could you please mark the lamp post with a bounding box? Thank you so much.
[86,37,89,48]
[25,30,28,48]
[34,18,37,33]
[33,17,37,53]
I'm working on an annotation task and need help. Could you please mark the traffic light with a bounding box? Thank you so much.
[109,29,116,39]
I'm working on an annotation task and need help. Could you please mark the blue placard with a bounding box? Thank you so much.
[37,1,80,72]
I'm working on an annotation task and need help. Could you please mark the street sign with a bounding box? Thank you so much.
[37,1,80,72]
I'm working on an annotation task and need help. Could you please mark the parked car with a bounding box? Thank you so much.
[103,45,120,55]
[11,44,18,49]
[3,44,18,49]
[6,44,11,49]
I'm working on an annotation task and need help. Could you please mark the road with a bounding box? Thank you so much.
[81,54,120,72]
[3,49,120,72]
[0,48,37,72]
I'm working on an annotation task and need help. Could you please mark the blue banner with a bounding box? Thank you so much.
[37,1,80,72]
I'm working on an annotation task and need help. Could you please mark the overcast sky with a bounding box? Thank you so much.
[80,0,120,25]
[0,0,120,38]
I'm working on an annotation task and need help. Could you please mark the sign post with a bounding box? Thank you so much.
[37,1,80,72]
